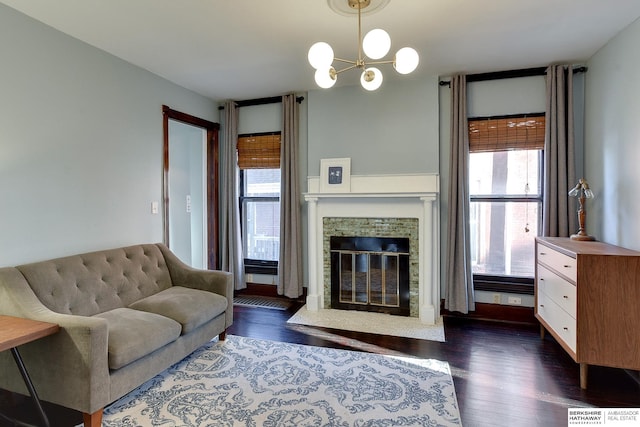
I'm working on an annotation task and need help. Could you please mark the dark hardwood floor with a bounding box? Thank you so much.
[2,300,639,426]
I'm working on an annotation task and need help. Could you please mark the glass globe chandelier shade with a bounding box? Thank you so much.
[362,29,391,59]
[314,67,337,89]
[308,42,334,69]
[394,47,419,74]
[360,67,383,91]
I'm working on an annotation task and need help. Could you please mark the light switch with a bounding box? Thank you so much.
[151,201,159,214]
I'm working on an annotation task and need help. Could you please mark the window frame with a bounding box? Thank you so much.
[468,113,546,295]
[238,132,281,275]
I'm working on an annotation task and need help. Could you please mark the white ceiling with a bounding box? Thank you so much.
[3,0,640,102]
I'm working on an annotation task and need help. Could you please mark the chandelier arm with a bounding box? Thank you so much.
[334,57,358,65]
[365,59,395,66]
[357,1,363,63]
[334,64,359,74]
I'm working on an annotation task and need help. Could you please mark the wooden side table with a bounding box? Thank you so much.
[0,315,59,427]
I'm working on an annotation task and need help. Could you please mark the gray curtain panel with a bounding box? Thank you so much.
[278,94,303,298]
[445,75,475,314]
[221,101,246,290]
[543,65,576,237]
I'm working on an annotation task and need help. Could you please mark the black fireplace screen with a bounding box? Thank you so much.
[330,236,410,316]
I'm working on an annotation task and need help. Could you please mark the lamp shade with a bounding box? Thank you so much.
[308,42,334,69]
[315,67,337,88]
[360,67,383,91]
[363,29,391,60]
[394,47,419,74]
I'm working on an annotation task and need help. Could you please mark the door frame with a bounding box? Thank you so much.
[162,105,220,269]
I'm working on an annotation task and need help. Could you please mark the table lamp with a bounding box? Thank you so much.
[568,178,595,241]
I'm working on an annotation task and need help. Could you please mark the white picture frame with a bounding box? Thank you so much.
[320,158,351,193]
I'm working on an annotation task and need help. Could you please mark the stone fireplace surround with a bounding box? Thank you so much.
[304,173,440,325]
[326,220,416,316]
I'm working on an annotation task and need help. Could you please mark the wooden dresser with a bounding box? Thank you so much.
[535,237,640,389]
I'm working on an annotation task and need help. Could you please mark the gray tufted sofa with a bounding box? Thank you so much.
[0,243,233,426]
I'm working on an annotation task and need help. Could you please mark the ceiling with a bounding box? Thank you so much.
[3,0,640,102]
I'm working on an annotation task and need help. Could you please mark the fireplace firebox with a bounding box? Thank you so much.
[330,236,410,316]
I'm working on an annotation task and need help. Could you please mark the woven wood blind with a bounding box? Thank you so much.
[237,134,281,169]
[468,115,546,153]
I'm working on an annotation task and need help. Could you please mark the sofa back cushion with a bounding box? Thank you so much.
[16,244,173,316]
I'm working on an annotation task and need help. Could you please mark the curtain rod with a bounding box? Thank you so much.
[468,112,545,121]
[218,95,305,110]
[438,66,588,87]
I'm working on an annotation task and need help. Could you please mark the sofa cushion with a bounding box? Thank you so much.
[94,307,181,370]
[129,286,228,334]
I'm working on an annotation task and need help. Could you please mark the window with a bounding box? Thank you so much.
[468,114,545,282]
[238,133,281,272]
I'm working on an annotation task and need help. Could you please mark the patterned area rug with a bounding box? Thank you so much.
[97,335,461,426]
[287,305,446,342]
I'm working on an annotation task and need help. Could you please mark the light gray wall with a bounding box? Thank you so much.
[467,77,546,117]
[0,4,217,266]
[305,75,546,302]
[585,16,640,250]
[304,77,438,293]
[307,76,439,176]
[238,104,282,134]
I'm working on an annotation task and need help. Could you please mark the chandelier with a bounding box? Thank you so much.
[308,0,419,91]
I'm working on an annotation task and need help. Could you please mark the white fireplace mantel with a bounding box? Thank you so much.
[304,173,440,325]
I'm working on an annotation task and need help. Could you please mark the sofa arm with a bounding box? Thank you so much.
[157,244,234,328]
[0,267,110,414]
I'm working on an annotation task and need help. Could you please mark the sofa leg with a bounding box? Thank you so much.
[83,408,103,427]
[219,331,226,341]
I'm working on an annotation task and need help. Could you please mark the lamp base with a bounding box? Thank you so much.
[570,233,595,241]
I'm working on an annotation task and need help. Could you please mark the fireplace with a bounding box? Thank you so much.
[330,236,410,316]
[324,217,419,315]
[304,173,440,324]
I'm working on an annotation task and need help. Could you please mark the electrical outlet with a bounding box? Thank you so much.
[246,274,254,283]
[492,293,501,304]
[508,296,522,305]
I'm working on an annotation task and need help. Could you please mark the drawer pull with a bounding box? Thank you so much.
[539,304,544,308]
[563,327,569,331]
[540,252,547,255]
[563,295,569,299]
[563,265,572,268]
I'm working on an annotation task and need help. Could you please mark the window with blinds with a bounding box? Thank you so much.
[467,113,544,285]
[237,134,281,169]
[238,132,281,270]
[468,114,545,153]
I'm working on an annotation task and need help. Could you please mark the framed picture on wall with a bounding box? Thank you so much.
[320,158,351,193]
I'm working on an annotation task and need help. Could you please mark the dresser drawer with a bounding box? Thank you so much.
[537,244,577,282]
[537,265,577,318]
[537,291,577,353]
